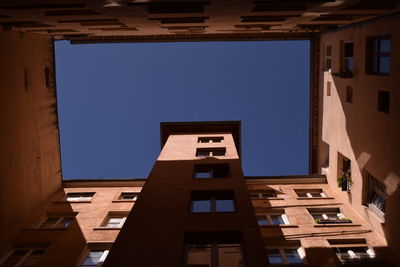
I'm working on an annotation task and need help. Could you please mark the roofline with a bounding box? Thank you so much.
[160,120,242,156]
[63,178,147,188]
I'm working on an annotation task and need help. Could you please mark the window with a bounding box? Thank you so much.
[191,191,235,213]
[196,148,226,157]
[367,35,391,74]
[326,81,331,96]
[266,248,303,265]
[329,239,375,263]
[119,192,139,201]
[184,231,244,267]
[37,216,74,229]
[194,164,229,178]
[325,45,332,70]
[81,249,109,267]
[198,136,224,143]
[295,189,326,198]
[308,208,351,224]
[257,213,290,225]
[250,190,276,199]
[104,216,126,228]
[342,42,354,71]
[377,90,390,113]
[366,172,386,217]
[346,86,353,103]
[66,192,95,202]
[337,153,351,191]
[1,245,49,267]
[322,141,329,168]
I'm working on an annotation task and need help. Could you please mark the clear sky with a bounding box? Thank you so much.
[55,40,310,179]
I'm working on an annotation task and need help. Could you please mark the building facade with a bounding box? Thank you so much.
[0,1,399,266]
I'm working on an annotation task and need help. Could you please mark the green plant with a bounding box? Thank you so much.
[339,217,351,221]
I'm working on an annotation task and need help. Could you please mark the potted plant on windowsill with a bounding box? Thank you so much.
[338,170,351,192]
[332,68,353,78]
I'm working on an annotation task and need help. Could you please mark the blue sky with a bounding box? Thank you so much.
[55,40,310,179]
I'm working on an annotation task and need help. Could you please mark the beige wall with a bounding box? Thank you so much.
[0,181,143,266]
[318,14,400,257]
[247,177,394,265]
[0,30,62,249]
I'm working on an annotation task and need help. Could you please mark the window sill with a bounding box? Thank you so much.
[313,224,361,227]
[296,197,334,200]
[112,200,136,203]
[53,200,92,204]
[93,227,122,230]
[260,224,298,228]
[367,204,385,223]
[258,197,285,201]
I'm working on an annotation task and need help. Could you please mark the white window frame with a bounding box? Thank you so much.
[295,189,327,198]
[309,208,351,223]
[37,216,74,229]
[81,249,109,267]
[250,191,277,199]
[104,216,127,228]
[257,214,290,225]
[334,246,375,262]
[66,192,94,202]
[266,247,304,265]
[119,192,139,201]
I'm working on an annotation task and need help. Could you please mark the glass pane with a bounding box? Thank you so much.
[312,213,324,220]
[196,150,210,157]
[378,57,390,74]
[82,250,103,266]
[40,217,59,228]
[187,245,211,266]
[371,192,385,212]
[379,39,391,53]
[285,249,302,264]
[270,215,284,225]
[61,217,74,228]
[216,199,235,212]
[195,171,212,179]
[213,150,226,156]
[2,250,29,267]
[267,249,283,264]
[296,192,307,197]
[344,43,353,57]
[310,192,323,197]
[192,200,211,213]
[250,193,260,199]
[257,216,268,226]
[344,58,353,71]
[218,244,242,267]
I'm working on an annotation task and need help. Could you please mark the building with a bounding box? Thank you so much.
[0,1,399,266]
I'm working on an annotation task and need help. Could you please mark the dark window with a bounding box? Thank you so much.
[191,191,235,213]
[346,86,353,103]
[184,231,244,267]
[194,164,229,178]
[308,208,351,224]
[66,192,95,201]
[295,189,326,198]
[327,81,331,96]
[24,68,28,90]
[367,35,391,74]
[249,190,276,199]
[198,136,224,143]
[129,1,209,14]
[119,192,139,201]
[196,148,226,157]
[322,141,329,168]
[326,45,332,70]
[149,17,208,24]
[378,91,390,113]
[343,42,354,71]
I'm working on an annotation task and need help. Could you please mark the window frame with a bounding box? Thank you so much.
[119,192,139,201]
[257,213,290,226]
[266,247,304,265]
[366,35,391,75]
[196,147,226,157]
[294,189,327,198]
[66,192,95,202]
[364,172,386,220]
[0,244,50,267]
[308,208,351,224]
[342,41,354,71]
[249,190,277,199]
[190,191,236,213]
[193,164,230,179]
[81,249,109,267]
[36,215,75,229]
[325,44,332,71]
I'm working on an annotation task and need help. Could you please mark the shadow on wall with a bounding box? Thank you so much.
[327,72,400,264]
[0,189,88,266]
